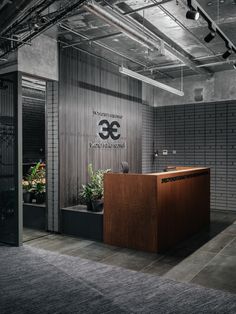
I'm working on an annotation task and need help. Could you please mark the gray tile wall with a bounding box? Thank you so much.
[153,101,236,212]
[46,81,59,231]
[142,105,155,173]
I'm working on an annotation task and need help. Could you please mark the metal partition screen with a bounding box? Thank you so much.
[0,72,22,245]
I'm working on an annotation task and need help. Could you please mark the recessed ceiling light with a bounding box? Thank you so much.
[207,1,212,5]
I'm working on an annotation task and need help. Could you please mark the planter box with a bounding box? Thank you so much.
[23,203,47,230]
[61,205,103,241]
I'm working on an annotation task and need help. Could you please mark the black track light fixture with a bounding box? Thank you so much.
[222,48,232,60]
[204,30,216,43]
[186,0,200,20]
[186,9,199,20]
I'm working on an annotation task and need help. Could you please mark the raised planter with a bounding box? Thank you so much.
[61,205,103,241]
[23,203,47,230]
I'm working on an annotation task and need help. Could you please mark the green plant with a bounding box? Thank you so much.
[22,180,33,192]
[23,162,46,193]
[80,164,110,202]
[80,183,93,203]
[34,182,46,195]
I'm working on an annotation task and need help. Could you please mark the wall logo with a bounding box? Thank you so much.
[89,110,126,149]
[98,119,120,140]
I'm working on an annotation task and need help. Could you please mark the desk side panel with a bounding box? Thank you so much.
[104,174,158,252]
[156,168,210,251]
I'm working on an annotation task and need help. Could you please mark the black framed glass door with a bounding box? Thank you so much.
[0,72,22,245]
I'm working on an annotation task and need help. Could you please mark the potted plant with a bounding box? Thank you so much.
[22,180,33,203]
[80,164,110,212]
[80,183,93,210]
[34,181,46,204]
[22,162,46,203]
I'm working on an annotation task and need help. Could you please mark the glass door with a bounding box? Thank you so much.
[0,72,22,245]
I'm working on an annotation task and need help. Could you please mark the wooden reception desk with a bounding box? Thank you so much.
[103,167,210,253]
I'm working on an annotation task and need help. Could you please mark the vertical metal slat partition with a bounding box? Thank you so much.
[0,72,22,246]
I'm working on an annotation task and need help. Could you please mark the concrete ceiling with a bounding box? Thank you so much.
[1,0,236,79]
[54,0,236,79]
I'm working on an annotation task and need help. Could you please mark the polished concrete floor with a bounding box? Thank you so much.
[24,210,236,295]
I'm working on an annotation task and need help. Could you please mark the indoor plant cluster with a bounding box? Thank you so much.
[80,163,110,212]
[22,162,46,204]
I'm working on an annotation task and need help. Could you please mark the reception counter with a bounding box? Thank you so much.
[103,167,210,253]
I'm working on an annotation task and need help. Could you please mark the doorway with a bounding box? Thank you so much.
[22,76,48,242]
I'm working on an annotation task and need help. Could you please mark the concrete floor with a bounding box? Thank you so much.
[24,210,236,295]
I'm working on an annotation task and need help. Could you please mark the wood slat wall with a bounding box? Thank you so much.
[59,47,142,207]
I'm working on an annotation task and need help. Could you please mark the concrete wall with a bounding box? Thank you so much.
[0,35,58,80]
[144,70,236,107]
[18,34,58,81]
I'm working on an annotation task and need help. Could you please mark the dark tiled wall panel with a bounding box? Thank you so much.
[46,81,59,232]
[154,102,236,212]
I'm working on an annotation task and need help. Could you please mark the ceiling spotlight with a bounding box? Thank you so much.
[33,23,40,31]
[222,48,232,59]
[186,9,200,20]
[204,31,216,43]
[40,16,47,24]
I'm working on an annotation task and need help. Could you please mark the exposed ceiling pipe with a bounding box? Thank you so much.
[83,1,210,76]
[139,59,236,72]
[59,23,147,67]
[0,0,87,59]
[83,1,161,51]
[0,35,32,45]
[0,0,43,36]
